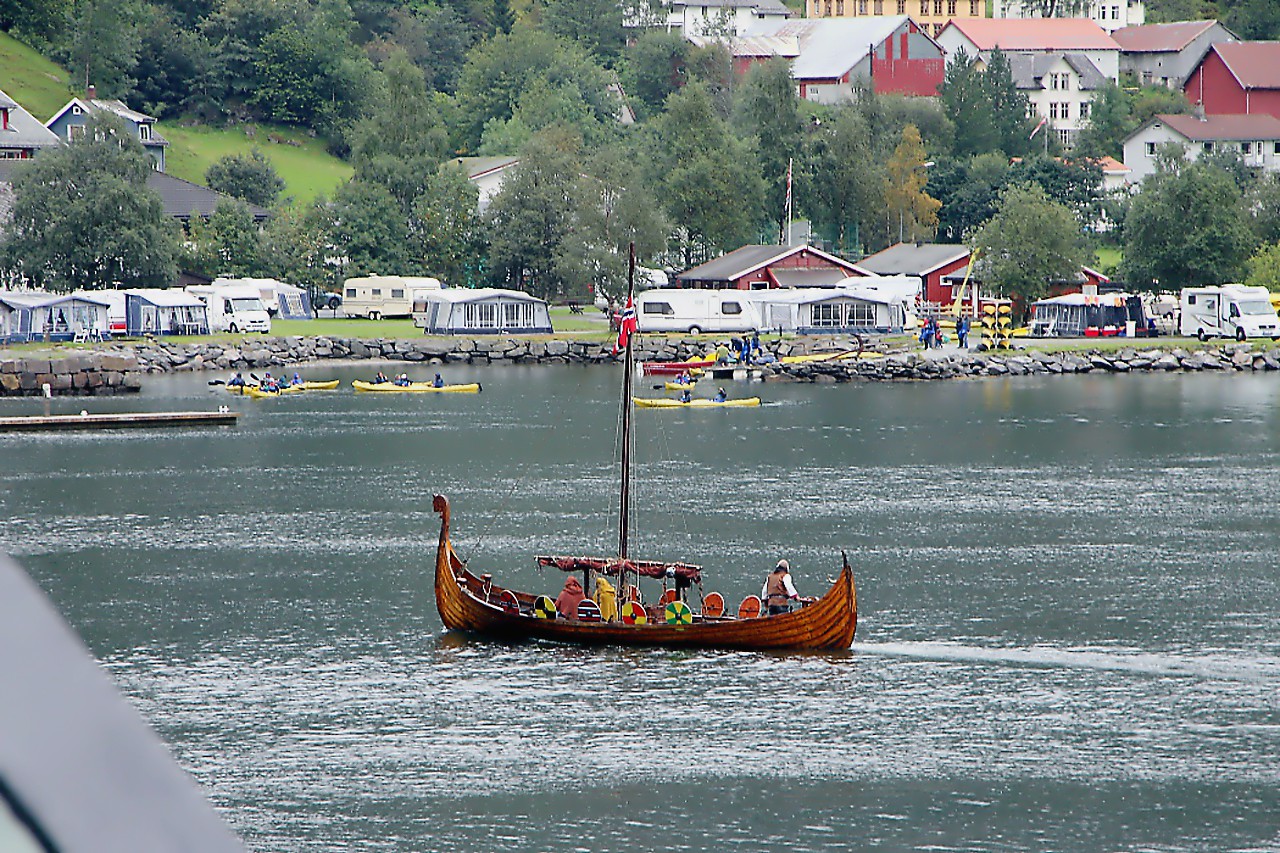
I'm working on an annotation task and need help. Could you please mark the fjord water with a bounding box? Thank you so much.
[2,365,1278,851]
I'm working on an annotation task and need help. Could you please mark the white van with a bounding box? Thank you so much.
[185,284,272,334]
[635,289,761,335]
[1179,285,1279,341]
[343,276,443,319]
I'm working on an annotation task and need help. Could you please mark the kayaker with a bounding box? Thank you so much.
[433,373,445,388]
[227,372,245,388]
[679,388,693,403]
[394,373,411,387]
[290,372,303,386]
[374,371,389,384]
[761,559,801,616]
[714,387,727,403]
[678,370,692,386]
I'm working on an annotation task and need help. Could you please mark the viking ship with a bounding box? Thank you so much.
[432,249,857,651]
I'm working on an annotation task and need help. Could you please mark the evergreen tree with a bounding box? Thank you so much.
[733,59,804,243]
[939,50,998,158]
[985,49,1033,158]
[1073,82,1132,161]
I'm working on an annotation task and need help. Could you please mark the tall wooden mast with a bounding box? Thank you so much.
[618,244,636,562]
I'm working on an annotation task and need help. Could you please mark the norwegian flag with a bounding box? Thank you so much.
[614,296,638,353]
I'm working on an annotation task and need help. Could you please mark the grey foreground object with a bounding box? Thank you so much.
[0,552,244,853]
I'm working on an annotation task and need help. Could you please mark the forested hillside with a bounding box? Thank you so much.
[1145,0,1279,36]
[2,0,1280,300]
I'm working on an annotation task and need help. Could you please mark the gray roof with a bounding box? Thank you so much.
[0,552,245,852]
[746,16,914,79]
[675,0,788,9]
[770,268,852,287]
[857,242,970,276]
[0,88,62,153]
[1009,52,1108,92]
[0,161,270,222]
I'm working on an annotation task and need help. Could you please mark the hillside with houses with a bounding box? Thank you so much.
[1,0,1280,316]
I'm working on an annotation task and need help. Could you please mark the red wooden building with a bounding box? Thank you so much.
[1184,42,1280,118]
[675,244,863,290]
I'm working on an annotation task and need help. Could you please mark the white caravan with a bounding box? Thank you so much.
[343,275,443,319]
[635,289,762,335]
[1179,285,1279,341]
[185,284,272,334]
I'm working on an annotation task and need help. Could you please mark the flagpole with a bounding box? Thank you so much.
[781,158,793,245]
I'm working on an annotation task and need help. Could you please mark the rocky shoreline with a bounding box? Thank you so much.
[3,335,1279,396]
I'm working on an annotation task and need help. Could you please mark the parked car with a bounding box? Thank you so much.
[313,291,342,311]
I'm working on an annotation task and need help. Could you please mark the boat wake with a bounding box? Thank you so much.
[854,640,1280,683]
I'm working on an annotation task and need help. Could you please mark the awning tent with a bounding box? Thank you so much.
[0,292,111,343]
[1029,292,1149,337]
[124,289,210,336]
[413,288,552,335]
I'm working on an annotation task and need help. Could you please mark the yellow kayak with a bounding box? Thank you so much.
[633,396,760,408]
[664,381,697,391]
[300,379,340,390]
[244,384,306,399]
[352,380,482,393]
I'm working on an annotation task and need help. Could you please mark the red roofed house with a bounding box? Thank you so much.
[1184,42,1280,119]
[1121,112,1280,181]
[1113,20,1237,89]
[936,18,1121,82]
[675,244,864,289]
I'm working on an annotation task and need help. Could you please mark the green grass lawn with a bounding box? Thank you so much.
[1094,246,1123,273]
[160,124,352,205]
[0,31,75,120]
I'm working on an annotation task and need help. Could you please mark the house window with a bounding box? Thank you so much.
[857,0,866,12]
[139,124,151,141]
[68,124,84,142]
[873,0,883,12]
[897,0,906,11]
[969,0,978,12]
[1242,141,1253,154]
[919,0,928,14]
[1050,102,1069,119]
[933,0,943,14]
[1057,128,1073,148]
[1274,142,1280,155]
[1080,102,1091,118]
[1203,142,1214,152]
[71,105,82,115]
[0,108,7,130]
[1112,5,1120,18]
[947,0,956,13]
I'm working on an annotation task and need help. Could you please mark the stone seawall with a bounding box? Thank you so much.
[0,353,142,397]
[7,336,1279,392]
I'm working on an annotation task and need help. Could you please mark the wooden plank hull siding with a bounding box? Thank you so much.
[433,495,857,651]
[0,354,142,396]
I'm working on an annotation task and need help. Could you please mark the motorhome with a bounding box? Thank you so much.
[635,289,762,335]
[343,276,443,319]
[185,284,272,334]
[1179,285,1279,341]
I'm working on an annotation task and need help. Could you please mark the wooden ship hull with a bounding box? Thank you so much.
[433,495,857,651]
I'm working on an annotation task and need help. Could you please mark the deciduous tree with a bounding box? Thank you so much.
[883,124,941,244]
[1122,161,1257,289]
[972,182,1088,304]
[0,119,177,291]
[205,149,285,208]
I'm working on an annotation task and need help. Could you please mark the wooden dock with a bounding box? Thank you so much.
[0,411,240,432]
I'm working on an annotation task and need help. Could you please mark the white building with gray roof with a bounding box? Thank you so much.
[1010,52,1109,151]
[0,88,61,161]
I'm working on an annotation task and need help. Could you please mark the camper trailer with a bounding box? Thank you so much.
[185,284,272,334]
[635,289,762,335]
[1179,285,1280,341]
[343,276,443,319]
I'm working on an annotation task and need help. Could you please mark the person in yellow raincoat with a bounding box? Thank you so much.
[594,577,618,622]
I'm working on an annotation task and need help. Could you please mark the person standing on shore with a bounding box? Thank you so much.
[956,316,969,350]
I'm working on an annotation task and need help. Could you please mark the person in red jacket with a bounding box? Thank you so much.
[554,576,586,619]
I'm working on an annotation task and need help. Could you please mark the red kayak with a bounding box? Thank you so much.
[640,359,715,376]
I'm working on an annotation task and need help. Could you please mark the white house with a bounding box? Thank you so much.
[936,18,1122,83]
[1121,112,1280,182]
[1010,52,1109,150]
[992,0,1144,34]
[444,156,520,213]
[657,0,791,38]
